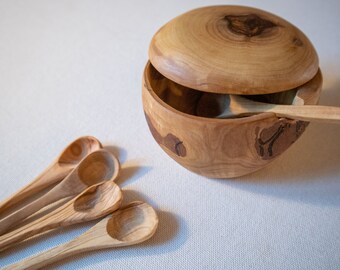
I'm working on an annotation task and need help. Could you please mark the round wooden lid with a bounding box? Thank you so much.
[149,6,319,94]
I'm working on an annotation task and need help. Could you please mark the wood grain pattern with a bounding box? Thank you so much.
[0,136,102,216]
[0,149,120,236]
[149,5,319,94]
[4,202,158,270]
[144,113,187,157]
[142,62,322,178]
[0,181,122,251]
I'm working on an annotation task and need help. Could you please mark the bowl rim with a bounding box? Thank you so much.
[143,61,321,124]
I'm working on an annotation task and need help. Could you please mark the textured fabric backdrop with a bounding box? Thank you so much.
[0,0,339,269]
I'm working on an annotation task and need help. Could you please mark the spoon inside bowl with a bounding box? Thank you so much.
[0,136,102,215]
[0,181,123,252]
[0,149,120,236]
[197,94,340,123]
[4,201,158,270]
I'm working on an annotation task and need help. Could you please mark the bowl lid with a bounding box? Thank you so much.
[149,5,319,95]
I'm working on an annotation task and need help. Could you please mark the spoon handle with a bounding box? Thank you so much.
[265,105,340,123]
[0,163,71,216]
[0,200,72,251]
[0,182,69,236]
[226,95,340,123]
[0,181,122,251]
[3,216,112,270]
[4,240,82,270]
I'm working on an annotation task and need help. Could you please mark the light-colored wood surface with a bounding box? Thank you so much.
[0,181,122,252]
[0,136,102,217]
[0,1,339,269]
[197,93,340,123]
[142,62,322,178]
[0,149,120,236]
[4,201,158,270]
[149,5,319,94]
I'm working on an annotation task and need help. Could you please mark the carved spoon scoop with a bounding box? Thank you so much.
[0,136,102,215]
[3,202,158,270]
[0,181,123,252]
[197,94,340,123]
[0,149,120,236]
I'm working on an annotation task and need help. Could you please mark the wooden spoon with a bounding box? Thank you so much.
[0,149,120,236]
[197,94,340,123]
[4,201,158,270]
[0,181,122,252]
[0,136,102,215]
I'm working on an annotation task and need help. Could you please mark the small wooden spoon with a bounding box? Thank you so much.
[0,136,102,215]
[197,94,340,123]
[4,201,158,270]
[0,181,122,252]
[0,149,120,236]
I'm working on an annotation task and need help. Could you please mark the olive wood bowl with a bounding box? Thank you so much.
[142,62,322,178]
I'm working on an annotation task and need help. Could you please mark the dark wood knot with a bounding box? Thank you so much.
[224,14,277,37]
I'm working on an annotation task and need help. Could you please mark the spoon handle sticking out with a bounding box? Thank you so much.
[0,136,102,216]
[253,104,340,123]
[4,202,158,270]
[220,95,340,123]
[0,181,122,252]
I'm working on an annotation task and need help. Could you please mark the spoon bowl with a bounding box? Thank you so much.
[4,202,158,270]
[106,201,158,246]
[77,149,119,186]
[72,181,121,214]
[0,181,123,251]
[0,136,102,215]
[58,136,103,165]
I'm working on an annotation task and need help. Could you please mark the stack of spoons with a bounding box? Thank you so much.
[0,136,158,270]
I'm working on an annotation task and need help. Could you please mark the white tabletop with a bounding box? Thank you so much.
[1,0,340,269]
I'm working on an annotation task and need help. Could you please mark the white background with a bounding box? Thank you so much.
[1,0,340,269]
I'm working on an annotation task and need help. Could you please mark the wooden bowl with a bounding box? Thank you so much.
[142,6,322,178]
